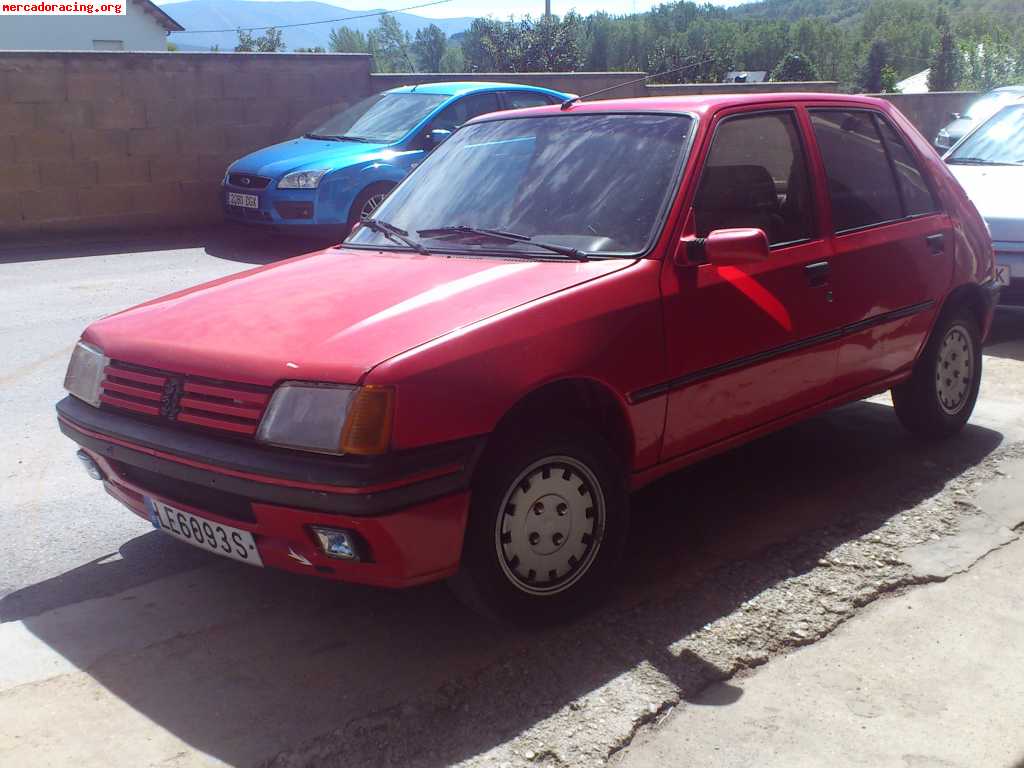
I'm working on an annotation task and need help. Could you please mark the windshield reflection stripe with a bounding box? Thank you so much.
[465,136,537,149]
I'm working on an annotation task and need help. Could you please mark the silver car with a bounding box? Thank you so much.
[935,86,1024,152]
[945,102,1024,306]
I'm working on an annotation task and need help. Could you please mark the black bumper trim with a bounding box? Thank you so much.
[981,277,1002,308]
[57,396,484,516]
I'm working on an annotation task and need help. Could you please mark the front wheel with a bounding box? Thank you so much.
[892,305,982,439]
[450,427,629,624]
[347,183,394,231]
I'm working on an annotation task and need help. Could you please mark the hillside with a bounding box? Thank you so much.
[161,1,474,51]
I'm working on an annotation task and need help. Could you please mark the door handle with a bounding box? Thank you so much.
[804,260,831,287]
[926,233,945,254]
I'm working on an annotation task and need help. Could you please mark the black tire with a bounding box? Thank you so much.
[892,304,982,439]
[449,425,629,625]
[347,183,395,231]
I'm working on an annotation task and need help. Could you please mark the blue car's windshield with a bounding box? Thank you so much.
[347,113,694,256]
[311,92,448,143]
[948,104,1024,165]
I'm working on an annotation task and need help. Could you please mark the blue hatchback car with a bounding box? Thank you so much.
[222,81,573,234]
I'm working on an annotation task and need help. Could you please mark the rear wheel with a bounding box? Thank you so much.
[450,426,628,624]
[347,183,394,231]
[892,305,982,439]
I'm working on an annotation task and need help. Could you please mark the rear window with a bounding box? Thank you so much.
[810,110,903,232]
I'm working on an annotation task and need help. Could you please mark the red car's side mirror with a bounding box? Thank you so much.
[673,228,771,267]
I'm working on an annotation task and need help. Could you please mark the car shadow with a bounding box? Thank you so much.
[2,400,1004,768]
[986,309,1024,362]
[0,225,341,267]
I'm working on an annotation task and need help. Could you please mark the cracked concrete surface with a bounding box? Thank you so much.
[2,238,1024,768]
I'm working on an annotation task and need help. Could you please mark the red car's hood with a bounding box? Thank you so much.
[85,247,632,386]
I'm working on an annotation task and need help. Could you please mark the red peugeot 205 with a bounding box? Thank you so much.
[58,93,997,620]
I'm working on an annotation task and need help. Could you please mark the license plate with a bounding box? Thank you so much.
[227,191,259,209]
[995,264,1011,287]
[146,498,263,567]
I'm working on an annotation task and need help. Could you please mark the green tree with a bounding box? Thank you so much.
[328,27,368,53]
[770,51,820,81]
[235,27,285,53]
[368,13,416,72]
[439,45,465,72]
[860,38,891,92]
[927,27,962,90]
[880,64,899,91]
[413,24,448,72]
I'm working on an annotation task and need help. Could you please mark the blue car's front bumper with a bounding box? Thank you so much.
[222,172,354,232]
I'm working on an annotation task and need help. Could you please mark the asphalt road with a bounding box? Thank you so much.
[2,230,1024,767]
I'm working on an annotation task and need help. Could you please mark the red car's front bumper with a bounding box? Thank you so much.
[57,396,480,588]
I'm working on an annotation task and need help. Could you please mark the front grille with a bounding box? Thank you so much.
[100,361,272,438]
[112,462,257,523]
[228,173,271,189]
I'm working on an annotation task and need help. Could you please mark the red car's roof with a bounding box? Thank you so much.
[474,92,892,121]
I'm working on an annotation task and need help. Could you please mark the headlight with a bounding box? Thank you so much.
[64,341,109,407]
[256,383,394,455]
[278,170,328,189]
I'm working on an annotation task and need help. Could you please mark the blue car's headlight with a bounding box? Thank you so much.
[278,170,328,189]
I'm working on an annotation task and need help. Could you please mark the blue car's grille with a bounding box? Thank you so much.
[228,173,271,190]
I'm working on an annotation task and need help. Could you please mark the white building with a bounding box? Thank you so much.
[0,0,183,51]
[896,69,931,94]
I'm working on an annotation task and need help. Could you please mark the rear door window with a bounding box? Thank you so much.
[875,117,939,217]
[692,110,815,247]
[429,93,501,133]
[501,91,558,109]
[809,110,906,232]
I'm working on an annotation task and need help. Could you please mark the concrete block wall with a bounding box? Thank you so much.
[0,50,979,241]
[876,91,979,146]
[0,51,373,239]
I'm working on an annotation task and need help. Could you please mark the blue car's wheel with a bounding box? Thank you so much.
[348,183,395,231]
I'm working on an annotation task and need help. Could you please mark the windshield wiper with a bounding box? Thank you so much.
[360,218,430,255]
[416,225,589,261]
[339,135,374,143]
[303,132,344,142]
[946,156,1009,165]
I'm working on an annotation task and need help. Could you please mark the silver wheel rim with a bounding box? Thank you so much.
[360,193,387,220]
[495,455,605,597]
[936,324,974,416]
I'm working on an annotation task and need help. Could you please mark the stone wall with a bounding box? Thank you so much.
[0,51,373,239]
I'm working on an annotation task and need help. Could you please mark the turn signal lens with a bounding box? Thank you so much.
[340,386,394,455]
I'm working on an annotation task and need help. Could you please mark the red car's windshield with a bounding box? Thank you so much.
[347,113,694,256]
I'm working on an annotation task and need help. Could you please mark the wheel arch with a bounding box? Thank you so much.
[938,281,991,338]
[482,377,636,476]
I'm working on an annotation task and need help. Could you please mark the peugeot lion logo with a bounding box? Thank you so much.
[240,177,251,186]
[159,377,185,420]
